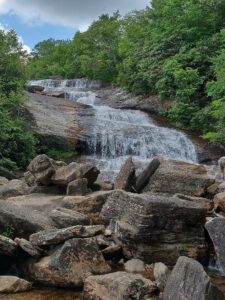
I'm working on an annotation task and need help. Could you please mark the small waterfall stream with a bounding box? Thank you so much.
[29,79,198,180]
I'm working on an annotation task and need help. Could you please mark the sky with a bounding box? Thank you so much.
[0,0,150,52]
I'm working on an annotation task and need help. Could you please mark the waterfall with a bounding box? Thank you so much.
[28,79,198,180]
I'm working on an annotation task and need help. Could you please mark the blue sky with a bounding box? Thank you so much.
[0,0,149,52]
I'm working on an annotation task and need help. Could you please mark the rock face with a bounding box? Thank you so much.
[28,238,110,288]
[101,190,207,264]
[114,157,136,192]
[66,178,88,196]
[0,276,32,293]
[205,217,225,274]
[163,256,224,300]
[62,191,114,224]
[143,160,214,196]
[29,225,104,246]
[0,235,18,257]
[28,154,55,185]
[50,207,90,228]
[0,180,30,199]
[83,271,157,300]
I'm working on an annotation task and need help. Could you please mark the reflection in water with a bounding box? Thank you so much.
[0,287,82,300]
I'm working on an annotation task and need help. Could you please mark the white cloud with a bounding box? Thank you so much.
[0,0,150,30]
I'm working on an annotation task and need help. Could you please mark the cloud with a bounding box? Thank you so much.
[0,0,150,30]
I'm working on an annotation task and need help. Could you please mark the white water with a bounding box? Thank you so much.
[29,79,198,180]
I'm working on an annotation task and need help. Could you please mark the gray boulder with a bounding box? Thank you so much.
[50,162,79,186]
[114,157,136,192]
[153,262,170,292]
[0,180,30,199]
[83,271,157,300]
[0,176,9,186]
[15,238,43,257]
[0,276,32,293]
[0,235,18,257]
[101,190,207,265]
[66,178,88,196]
[163,256,224,300]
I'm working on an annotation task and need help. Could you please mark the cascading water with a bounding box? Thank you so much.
[29,79,198,180]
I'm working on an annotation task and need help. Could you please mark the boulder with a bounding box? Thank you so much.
[50,162,79,186]
[163,256,224,300]
[0,180,31,199]
[66,178,88,196]
[28,155,55,185]
[26,84,44,93]
[83,271,157,300]
[0,176,9,186]
[15,238,43,257]
[101,190,207,265]
[174,194,214,212]
[136,157,161,192]
[143,160,214,196]
[0,276,32,293]
[92,181,114,192]
[24,171,36,187]
[0,166,17,180]
[28,238,110,287]
[213,193,225,213]
[77,163,100,187]
[124,258,145,273]
[0,235,18,257]
[62,191,114,224]
[30,225,105,246]
[205,217,225,274]
[114,157,136,192]
[50,207,90,228]
[153,262,170,292]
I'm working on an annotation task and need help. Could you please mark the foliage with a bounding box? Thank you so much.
[46,148,76,161]
[0,224,15,238]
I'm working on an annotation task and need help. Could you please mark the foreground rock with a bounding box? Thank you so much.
[101,190,207,264]
[114,157,136,192]
[30,225,104,246]
[62,191,114,224]
[83,271,157,300]
[28,238,110,287]
[0,180,30,199]
[50,207,90,228]
[205,217,225,274]
[0,235,18,257]
[0,166,17,180]
[163,256,224,300]
[0,276,32,293]
[143,160,214,196]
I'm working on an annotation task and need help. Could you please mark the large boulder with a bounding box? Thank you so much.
[114,157,136,192]
[143,160,214,196]
[66,178,88,196]
[62,191,114,224]
[0,180,30,199]
[101,190,207,265]
[205,217,225,274]
[0,276,32,293]
[28,238,110,288]
[0,235,18,257]
[29,225,104,246]
[83,271,157,300]
[28,155,55,185]
[50,162,79,186]
[163,256,224,300]
[50,207,90,228]
[77,163,100,187]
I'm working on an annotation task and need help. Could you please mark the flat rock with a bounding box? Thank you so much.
[83,271,157,300]
[50,207,90,228]
[0,276,32,293]
[163,256,224,300]
[101,190,207,265]
[205,217,225,274]
[0,235,18,257]
[28,237,110,288]
[62,191,114,224]
[143,160,214,196]
[114,157,136,192]
[30,225,105,246]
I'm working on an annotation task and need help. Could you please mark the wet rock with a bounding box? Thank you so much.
[24,171,36,187]
[50,207,90,228]
[30,225,105,246]
[213,193,225,213]
[0,176,9,186]
[28,237,110,288]
[143,160,214,196]
[174,194,214,212]
[114,157,136,192]
[83,271,157,300]
[205,217,225,274]
[28,155,55,185]
[153,262,170,292]
[62,191,114,224]
[0,276,32,293]
[66,178,88,196]
[51,162,79,186]
[163,256,224,300]
[0,180,31,199]
[136,157,161,192]
[124,258,145,273]
[101,190,207,265]
[0,235,18,257]
[15,238,43,257]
